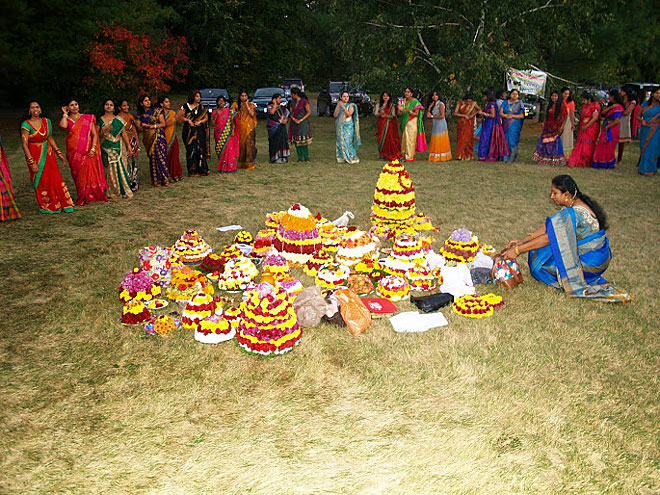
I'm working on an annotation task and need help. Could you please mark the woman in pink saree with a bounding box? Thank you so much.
[212,95,239,172]
[59,98,108,205]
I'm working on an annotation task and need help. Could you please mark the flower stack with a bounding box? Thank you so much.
[440,229,480,263]
[139,246,175,287]
[181,289,218,329]
[166,266,214,301]
[119,269,162,303]
[272,203,322,266]
[371,160,416,236]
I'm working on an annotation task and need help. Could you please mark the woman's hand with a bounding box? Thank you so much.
[55,149,65,161]
[26,156,37,172]
[86,148,96,158]
[504,240,520,250]
[502,247,518,260]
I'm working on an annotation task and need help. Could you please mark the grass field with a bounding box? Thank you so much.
[1,106,659,494]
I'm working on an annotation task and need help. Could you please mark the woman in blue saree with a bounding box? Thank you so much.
[636,86,660,176]
[500,89,525,162]
[334,91,361,164]
[502,175,630,303]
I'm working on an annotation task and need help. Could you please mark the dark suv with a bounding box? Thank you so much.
[317,81,373,116]
[199,88,231,113]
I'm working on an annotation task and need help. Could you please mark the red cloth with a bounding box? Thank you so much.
[376,104,403,160]
[168,137,183,179]
[455,101,476,160]
[568,102,601,167]
[64,114,107,205]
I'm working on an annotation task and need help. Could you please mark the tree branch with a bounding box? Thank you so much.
[487,0,562,38]
[365,21,459,29]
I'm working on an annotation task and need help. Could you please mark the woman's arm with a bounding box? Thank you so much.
[425,101,435,119]
[121,130,132,154]
[196,110,208,126]
[245,102,256,118]
[605,117,620,130]
[48,135,65,162]
[408,107,420,118]
[20,128,36,171]
[623,101,635,116]
[583,110,599,129]
[88,123,99,157]
[296,102,311,124]
[454,102,464,118]
[504,225,546,250]
[343,104,354,117]
[435,102,445,119]
[176,108,186,125]
[503,232,550,260]
[58,109,69,130]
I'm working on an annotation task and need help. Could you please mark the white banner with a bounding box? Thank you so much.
[506,69,547,97]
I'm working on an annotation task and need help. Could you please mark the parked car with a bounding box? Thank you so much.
[521,96,539,119]
[199,88,231,113]
[625,82,659,103]
[317,81,373,116]
[280,78,305,93]
[252,87,290,117]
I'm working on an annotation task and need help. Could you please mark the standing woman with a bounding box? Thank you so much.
[616,86,636,164]
[568,92,601,168]
[560,87,576,159]
[334,91,361,164]
[231,89,257,169]
[118,99,141,191]
[20,101,75,213]
[500,89,525,162]
[454,94,480,160]
[289,87,312,162]
[636,86,660,176]
[59,98,108,205]
[137,94,170,185]
[212,95,239,172]
[532,91,567,166]
[0,135,21,221]
[478,89,509,162]
[376,91,402,161]
[266,94,290,164]
[178,90,209,176]
[592,90,624,169]
[158,95,183,181]
[426,90,452,162]
[398,87,426,162]
[99,99,134,198]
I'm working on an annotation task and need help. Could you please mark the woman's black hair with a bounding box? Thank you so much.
[620,85,636,104]
[101,98,118,116]
[157,95,169,107]
[552,175,608,230]
[580,91,594,102]
[340,90,350,98]
[549,90,564,119]
[290,87,307,100]
[137,94,150,116]
[608,89,624,107]
[23,100,44,123]
[650,86,660,104]
[463,93,474,101]
[187,89,201,104]
[427,89,444,108]
[484,89,496,102]
[216,95,226,106]
[271,93,282,102]
[379,91,393,108]
[496,89,507,100]
[117,99,130,110]
[413,89,423,101]
[238,88,249,99]
[65,97,78,106]
[561,86,573,103]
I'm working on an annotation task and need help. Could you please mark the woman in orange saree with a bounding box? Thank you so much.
[453,94,479,160]
[118,99,141,191]
[59,98,108,205]
[231,90,257,169]
[158,95,183,181]
[20,101,75,214]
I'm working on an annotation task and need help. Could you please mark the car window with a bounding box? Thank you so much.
[254,88,281,98]
[329,82,344,93]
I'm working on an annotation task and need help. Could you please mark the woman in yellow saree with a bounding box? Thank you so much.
[398,87,426,162]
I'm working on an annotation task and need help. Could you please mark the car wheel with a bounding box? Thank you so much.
[317,101,327,116]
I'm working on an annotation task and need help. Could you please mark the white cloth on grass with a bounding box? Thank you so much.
[389,311,448,333]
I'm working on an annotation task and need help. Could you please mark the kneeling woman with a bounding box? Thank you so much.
[502,175,630,302]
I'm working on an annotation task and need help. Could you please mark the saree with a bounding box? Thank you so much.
[232,101,257,169]
[637,102,660,174]
[455,101,477,160]
[532,103,568,166]
[560,100,575,157]
[528,206,630,303]
[0,137,21,221]
[501,100,524,162]
[267,105,290,163]
[335,103,361,164]
[213,107,239,173]
[478,101,509,162]
[399,99,426,161]
[141,108,170,185]
[631,103,641,139]
[181,103,209,175]
[289,97,313,162]
[568,102,601,168]
[164,110,183,180]
[592,103,624,169]
[64,114,108,205]
[121,113,140,191]
[100,116,134,198]
[20,118,75,214]
[376,103,402,161]
[428,102,452,162]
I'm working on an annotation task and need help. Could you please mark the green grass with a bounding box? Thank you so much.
[1,111,659,495]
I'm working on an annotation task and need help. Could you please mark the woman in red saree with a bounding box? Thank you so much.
[376,91,402,161]
[568,92,601,168]
[592,90,624,169]
[158,95,183,181]
[0,135,21,221]
[532,91,568,166]
[20,101,75,214]
[212,95,239,173]
[59,98,108,205]
[454,94,480,160]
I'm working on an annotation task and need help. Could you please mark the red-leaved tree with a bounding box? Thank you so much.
[87,24,189,97]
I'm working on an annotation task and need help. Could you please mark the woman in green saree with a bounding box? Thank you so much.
[398,87,426,162]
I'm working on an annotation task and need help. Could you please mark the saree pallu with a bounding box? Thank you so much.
[267,105,290,163]
[213,108,239,173]
[0,139,20,221]
[637,102,660,174]
[501,101,524,162]
[164,110,183,180]
[141,109,170,184]
[561,100,575,156]
[289,98,313,146]
[21,118,75,214]
[456,101,476,160]
[631,103,641,138]
[65,114,108,205]
[232,102,257,169]
[593,104,623,169]
[478,102,509,162]
[181,103,209,175]
[121,113,140,191]
[528,207,630,302]
[376,103,402,160]
[100,117,134,198]
[568,102,600,168]
[532,104,568,166]
[335,103,360,164]
[429,103,452,162]
[399,99,426,161]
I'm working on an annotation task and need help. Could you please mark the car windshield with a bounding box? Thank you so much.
[254,88,282,98]
[282,79,302,87]
[329,82,345,93]
[201,89,227,99]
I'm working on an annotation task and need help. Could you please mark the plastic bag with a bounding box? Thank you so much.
[410,293,454,313]
[293,286,328,327]
[470,267,493,285]
[492,256,523,289]
[334,289,372,336]
[322,293,346,326]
